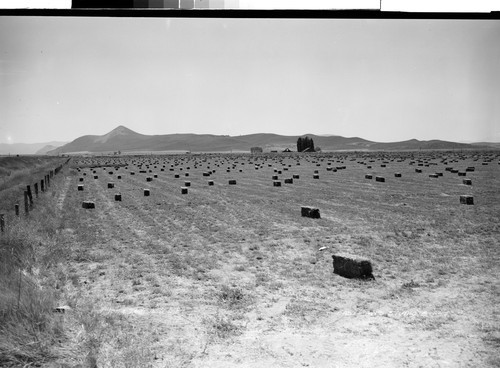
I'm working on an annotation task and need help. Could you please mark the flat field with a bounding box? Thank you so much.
[50,151,499,367]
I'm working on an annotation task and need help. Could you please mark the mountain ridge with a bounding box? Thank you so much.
[46,125,495,154]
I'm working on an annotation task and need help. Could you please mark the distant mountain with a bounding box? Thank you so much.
[0,141,67,155]
[471,142,500,149]
[47,125,494,154]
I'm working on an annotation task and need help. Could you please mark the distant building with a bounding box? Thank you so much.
[250,147,263,154]
[282,148,292,153]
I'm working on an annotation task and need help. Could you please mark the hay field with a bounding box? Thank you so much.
[4,151,500,367]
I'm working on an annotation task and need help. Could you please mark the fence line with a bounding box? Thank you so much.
[0,158,71,233]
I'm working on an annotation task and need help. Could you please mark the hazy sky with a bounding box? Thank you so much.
[0,16,499,144]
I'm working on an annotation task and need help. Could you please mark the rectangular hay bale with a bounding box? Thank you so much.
[301,206,320,219]
[460,195,473,205]
[332,254,374,280]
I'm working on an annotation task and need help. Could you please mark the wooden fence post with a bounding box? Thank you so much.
[24,191,29,215]
[0,214,4,233]
[41,178,45,192]
[15,204,19,216]
[34,182,39,198]
[26,185,33,209]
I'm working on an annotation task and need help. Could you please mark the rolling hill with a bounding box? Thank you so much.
[0,141,67,155]
[46,125,490,154]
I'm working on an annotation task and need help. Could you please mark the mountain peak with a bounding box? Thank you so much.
[110,125,136,134]
[95,125,139,143]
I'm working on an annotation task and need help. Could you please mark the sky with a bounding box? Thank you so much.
[0,16,499,144]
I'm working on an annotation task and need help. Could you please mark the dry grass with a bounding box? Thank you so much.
[2,151,500,367]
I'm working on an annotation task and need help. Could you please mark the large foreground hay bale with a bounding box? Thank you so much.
[181,187,188,194]
[332,254,374,280]
[301,206,320,219]
[144,189,150,196]
[115,193,122,201]
[108,182,114,188]
[77,185,84,191]
[375,176,385,182]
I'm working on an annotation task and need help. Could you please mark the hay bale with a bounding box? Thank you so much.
[181,187,188,194]
[463,179,472,185]
[458,172,466,176]
[130,172,135,175]
[208,180,214,186]
[185,173,190,177]
[394,173,401,178]
[82,201,95,209]
[94,175,98,179]
[313,174,320,179]
[301,206,320,219]
[272,175,278,180]
[375,176,385,182]
[174,174,180,178]
[284,178,293,184]
[466,167,475,172]
[108,182,114,188]
[154,174,158,178]
[429,174,438,178]
[117,175,122,179]
[115,193,122,201]
[365,174,372,179]
[77,185,84,191]
[79,178,84,182]
[332,254,374,280]
[273,181,281,187]
[146,177,153,182]
[203,172,210,176]
[184,181,191,187]
[144,189,150,196]
[415,169,422,173]
[229,180,237,185]
[293,174,300,179]
[460,195,473,205]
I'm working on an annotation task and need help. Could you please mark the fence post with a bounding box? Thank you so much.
[0,214,4,233]
[15,204,19,216]
[47,174,50,187]
[24,191,29,215]
[41,178,45,192]
[26,185,33,209]
[34,182,39,198]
